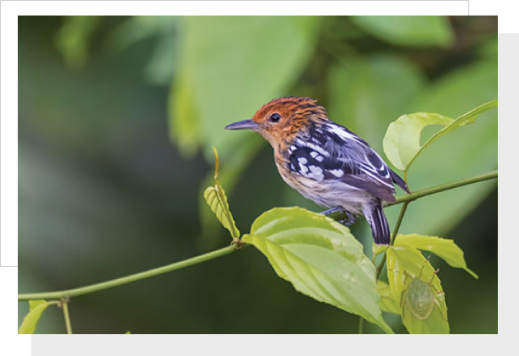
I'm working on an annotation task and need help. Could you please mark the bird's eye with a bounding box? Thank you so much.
[269,113,281,123]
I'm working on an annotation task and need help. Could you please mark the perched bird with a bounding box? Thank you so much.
[225,97,408,245]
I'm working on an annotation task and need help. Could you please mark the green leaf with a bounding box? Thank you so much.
[351,16,454,47]
[203,147,240,239]
[395,234,478,279]
[243,207,393,334]
[377,280,400,315]
[19,300,53,334]
[383,100,497,174]
[387,245,449,334]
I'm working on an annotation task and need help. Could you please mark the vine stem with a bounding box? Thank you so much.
[61,299,73,334]
[18,170,497,303]
[18,245,237,301]
[325,170,497,224]
[386,170,497,207]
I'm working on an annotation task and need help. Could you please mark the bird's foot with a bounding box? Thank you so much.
[339,210,358,226]
[321,206,358,226]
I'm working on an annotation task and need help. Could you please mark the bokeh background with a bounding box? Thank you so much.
[18,16,497,334]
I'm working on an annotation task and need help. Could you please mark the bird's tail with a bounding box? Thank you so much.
[363,199,390,245]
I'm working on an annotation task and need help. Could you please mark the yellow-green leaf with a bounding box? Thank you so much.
[243,207,393,334]
[19,300,53,334]
[383,100,497,174]
[377,280,400,315]
[383,113,453,171]
[387,244,449,334]
[372,243,388,260]
[203,148,240,239]
[395,234,478,279]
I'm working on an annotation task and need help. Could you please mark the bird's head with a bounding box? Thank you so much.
[225,97,328,148]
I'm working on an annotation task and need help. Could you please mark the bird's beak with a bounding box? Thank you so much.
[225,119,260,131]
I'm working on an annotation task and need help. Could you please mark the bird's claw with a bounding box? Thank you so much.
[339,210,358,226]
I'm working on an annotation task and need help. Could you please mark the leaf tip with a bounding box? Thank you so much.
[466,269,479,279]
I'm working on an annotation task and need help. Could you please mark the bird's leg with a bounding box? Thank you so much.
[339,210,358,226]
[320,206,344,215]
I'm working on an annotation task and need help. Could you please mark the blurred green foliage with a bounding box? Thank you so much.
[18,16,497,333]
[350,16,454,47]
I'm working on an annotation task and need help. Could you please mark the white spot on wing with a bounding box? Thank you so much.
[328,169,344,178]
[310,151,325,162]
[307,165,324,181]
[298,157,309,174]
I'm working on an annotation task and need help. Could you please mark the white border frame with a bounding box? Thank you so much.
[2,1,517,355]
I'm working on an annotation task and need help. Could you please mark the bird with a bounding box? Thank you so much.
[225,96,408,245]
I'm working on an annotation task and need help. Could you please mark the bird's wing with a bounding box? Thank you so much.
[287,122,398,202]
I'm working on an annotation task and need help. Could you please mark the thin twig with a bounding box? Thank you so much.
[18,245,238,301]
[61,299,73,334]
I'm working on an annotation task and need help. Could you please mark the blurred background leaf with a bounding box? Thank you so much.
[55,16,102,69]
[328,54,426,150]
[18,16,497,334]
[350,16,454,47]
